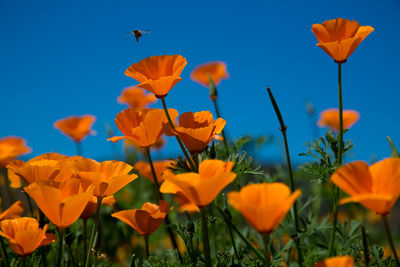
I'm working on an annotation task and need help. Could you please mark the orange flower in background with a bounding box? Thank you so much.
[160,178,199,213]
[80,195,115,220]
[0,200,24,221]
[0,217,55,257]
[125,55,187,98]
[317,108,359,132]
[331,158,400,215]
[0,137,31,167]
[164,111,226,154]
[313,255,354,267]
[160,159,236,207]
[312,18,374,63]
[190,61,229,88]
[108,108,178,148]
[54,115,96,143]
[77,160,137,197]
[112,200,171,236]
[117,86,157,110]
[134,160,175,184]
[227,183,301,234]
[24,179,94,228]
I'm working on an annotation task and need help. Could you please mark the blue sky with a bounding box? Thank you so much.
[1,0,399,164]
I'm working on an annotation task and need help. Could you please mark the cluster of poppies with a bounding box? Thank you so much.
[1,18,397,267]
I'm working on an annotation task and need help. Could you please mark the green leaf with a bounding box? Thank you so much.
[387,136,400,157]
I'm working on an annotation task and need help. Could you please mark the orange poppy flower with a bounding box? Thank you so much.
[80,195,116,220]
[0,200,24,221]
[317,108,360,132]
[227,183,301,234]
[312,18,374,63]
[160,178,200,213]
[0,136,31,167]
[125,55,187,98]
[331,158,400,215]
[0,217,55,257]
[7,152,70,188]
[190,61,230,88]
[164,111,226,154]
[77,160,137,197]
[108,108,178,148]
[54,115,96,143]
[112,200,171,236]
[117,86,157,110]
[24,179,94,228]
[160,159,236,207]
[134,160,175,184]
[313,255,354,267]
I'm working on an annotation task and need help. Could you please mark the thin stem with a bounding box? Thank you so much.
[216,206,266,264]
[266,86,303,266]
[383,215,400,267]
[84,196,103,267]
[361,226,370,267]
[0,237,10,266]
[56,228,64,267]
[23,192,34,216]
[328,62,343,257]
[75,141,82,156]
[40,247,48,267]
[211,98,228,149]
[67,241,77,267]
[262,233,271,267]
[200,207,211,267]
[83,219,88,264]
[160,97,197,171]
[227,219,239,260]
[144,235,149,258]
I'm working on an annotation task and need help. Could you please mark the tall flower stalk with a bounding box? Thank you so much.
[382,215,400,267]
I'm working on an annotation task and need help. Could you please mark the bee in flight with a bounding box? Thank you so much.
[126,29,151,42]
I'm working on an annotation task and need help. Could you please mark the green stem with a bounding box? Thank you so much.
[361,226,370,267]
[144,235,149,258]
[67,241,77,267]
[56,228,64,267]
[200,207,211,267]
[0,237,10,266]
[216,206,266,264]
[83,219,88,264]
[23,192,34,217]
[383,215,400,267]
[76,141,82,156]
[160,97,197,171]
[262,233,271,267]
[227,219,239,260]
[84,197,103,267]
[211,98,228,149]
[328,62,343,257]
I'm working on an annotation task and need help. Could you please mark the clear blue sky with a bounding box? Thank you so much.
[1,0,399,164]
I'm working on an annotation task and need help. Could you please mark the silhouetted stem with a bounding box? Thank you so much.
[160,97,197,171]
[262,233,271,267]
[144,235,149,258]
[0,237,10,266]
[361,226,370,267]
[383,215,400,267]
[200,207,211,267]
[76,141,82,156]
[85,196,103,267]
[56,228,64,267]
[211,98,228,149]
[83,219,88,264]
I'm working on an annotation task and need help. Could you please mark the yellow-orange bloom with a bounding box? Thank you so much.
[190,61,229,87]
[108,108,178,148]
[125,55,187,98]
[312,18,374,63]
[313,255,354,267]
[0,137,31,167]
[24,179,94,228]
[77,160,137,197]
[54,115,96,143]
[117,86,157,110]
[228,183,301,234]
[317,108,360,132]
[0,201,24,221]
[134,160,175,184]
[160,178,200,213]
[80,195,116,220]
[112,200,171,236]
[331,158,400,215]
[160,159,236,207]
[165,111,226,154]
[0,217,55,257]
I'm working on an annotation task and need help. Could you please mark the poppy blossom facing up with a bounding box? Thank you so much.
[312,18,374,63]
[117,86,157,110]
[313,255,354,267]
[0,217,55,257]
[317,108,360,132]
[331,158,400,215]
[160,159,236,207]
[227,183,301,234]
[0,200,24,221]
[125,55,187,98]
[54,115,96,143]
[0,137,31,167]
[164,111,226,154]
[134,160,175,184]
[112,200,171,236]
[190,61,229,88]
[108,108,178,148]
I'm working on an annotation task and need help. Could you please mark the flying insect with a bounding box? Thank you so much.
[126,29,151,42]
